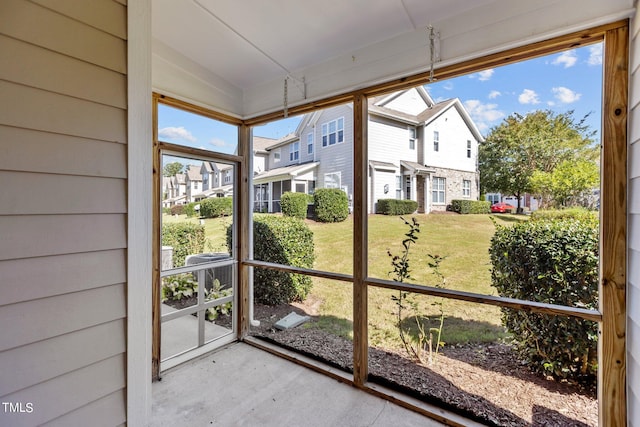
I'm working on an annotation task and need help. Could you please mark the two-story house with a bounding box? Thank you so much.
[252,87,482,213]
[184,165,202,203]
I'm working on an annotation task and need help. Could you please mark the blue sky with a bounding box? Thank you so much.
[158,43,603,160]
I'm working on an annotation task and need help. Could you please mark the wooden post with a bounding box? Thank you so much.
[353,93,369,386]
[151,93,161,380]
[237,124,251,338]
[600,22,628,427]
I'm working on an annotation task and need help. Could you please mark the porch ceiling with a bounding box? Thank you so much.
[151,0,634,117]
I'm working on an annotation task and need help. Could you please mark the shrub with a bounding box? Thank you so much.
[531,208,598,224]
[450,200,491,214]
[184,202,200,218]
[376,199,418,215]
[200,197,232,218]
[162,222,206,267]
[281,192,309,219]
[489,218,599,383]
[314,188,349,222]
[229,215,314,305]
[170,204,184,216]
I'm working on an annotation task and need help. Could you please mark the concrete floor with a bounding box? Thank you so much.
[151,342,447,427]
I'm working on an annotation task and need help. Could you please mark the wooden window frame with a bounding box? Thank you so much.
[152,20,627,427]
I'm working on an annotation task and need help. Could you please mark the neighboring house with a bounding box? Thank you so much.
[184,165,202,203]
[252,87,483,213]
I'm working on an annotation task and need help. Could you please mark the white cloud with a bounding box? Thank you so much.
[469,69,494,81]
[158,126,196,142]
[443,81,454,91]
[209,138,227,147]
[588,44,603,66]
[518,89,540,105]
[552,86,581,103]
[488,90,501,99]
[552,50,578,68]
[463,99,505,132]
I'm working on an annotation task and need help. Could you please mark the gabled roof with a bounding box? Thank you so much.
[185,165,202,181]
[262,133,299,150]
[173,173,186,184]
[253,136,278,153]
[253,162,319,184]
[400,160,435,174]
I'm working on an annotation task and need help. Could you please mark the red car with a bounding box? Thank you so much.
[491,202,515,213]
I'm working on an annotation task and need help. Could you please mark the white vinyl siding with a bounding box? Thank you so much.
[0,1,127,425]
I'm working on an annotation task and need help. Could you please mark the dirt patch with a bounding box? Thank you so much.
[250,303,597,427]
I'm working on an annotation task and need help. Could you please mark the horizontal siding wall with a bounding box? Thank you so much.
[629,7,640,426]
[0,1,128,426]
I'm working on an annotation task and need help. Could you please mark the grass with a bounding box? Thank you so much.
[163,212,528,350]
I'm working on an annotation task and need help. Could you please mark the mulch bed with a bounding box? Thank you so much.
[250,303,597,427]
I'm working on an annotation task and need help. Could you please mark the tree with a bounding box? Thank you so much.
[479,110,597,211]
[163,161,183,177]
[530,159,599,208]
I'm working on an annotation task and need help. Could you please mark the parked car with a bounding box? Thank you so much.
[491,202,515,213]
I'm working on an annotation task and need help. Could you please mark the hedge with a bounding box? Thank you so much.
[489,218,599,383]
[161,222,206,267]
[531,208,598,224]
[450,199,491,214]
[170,204,184,216]
[376,199,418,215]
[313,188,349,223]
[228,215,315,305]
[280,192,309,219]
[200,197,232,218]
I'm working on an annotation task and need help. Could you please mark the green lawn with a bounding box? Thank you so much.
[163,212,526,350]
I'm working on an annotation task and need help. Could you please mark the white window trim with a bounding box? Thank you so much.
[274,149,281,162]
[409,126,416,150]
[324,171,341,189]
[432,177,446,204]
[321,117,345,147]
[433,130,440,152]
[307,132,314,154]
[462,180,471,197]
[290,141,299,161]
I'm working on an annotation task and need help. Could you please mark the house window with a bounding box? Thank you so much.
[324,172,341,189]
[432,177,445,204]
[467,140,472,158]
[409,127,416,150]
[322,118,344,147]
[290,141,299,161]
[395,175,402,199]
[194,181,199,190]
[433,131,439,152]
[224,172,231,183]
[274,149,281,162]
[307,133,314,154]
[463,180,471,197]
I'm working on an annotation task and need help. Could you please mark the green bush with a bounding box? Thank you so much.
[376,199,418,215]
[531,208,598,224]
[229,215,314,305]
[281,192,309,219]
[451,200,491,214]
[170,204,184,216]
[313,188,349,223]
[489,218,599,383]
[200,197,232,218]
[184,202,200,218]
[162,207,171,215]
[162,222,206,267]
